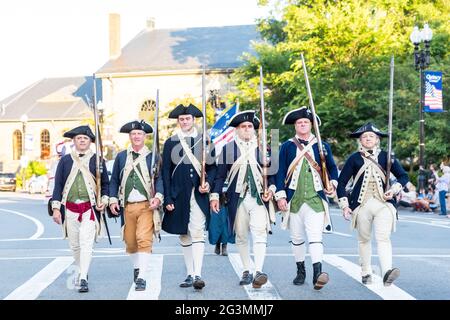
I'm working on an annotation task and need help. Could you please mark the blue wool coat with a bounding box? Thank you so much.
[337,151,409,210]
[212,141,275,235]
[275,139,339,202]
[52,154,109,223]
[108,150,164,227]
[161,134,216,235]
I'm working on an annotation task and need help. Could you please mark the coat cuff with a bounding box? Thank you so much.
[338,197,349,209]
[331,180,338,189]
[390,182,403,195]
[210,193,220,201]
[109,197,119,205]
[275,190,287,201]
[51,200,62,210]
[268,184,277,195]
[101,195,109,206]
[154,192,164,204]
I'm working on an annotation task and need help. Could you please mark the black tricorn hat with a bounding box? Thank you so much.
[168,104,203,119]
[350,122,388,138]
[119,120,153,134]
[63,125,95,142]
[227,110,260,129]
[282,106,321,126]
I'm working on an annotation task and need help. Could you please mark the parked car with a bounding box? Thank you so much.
[0,173,16,192]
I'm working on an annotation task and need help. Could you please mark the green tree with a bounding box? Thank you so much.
[234,0,449,167]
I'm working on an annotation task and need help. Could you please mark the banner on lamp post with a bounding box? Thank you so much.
[424,71,443,112]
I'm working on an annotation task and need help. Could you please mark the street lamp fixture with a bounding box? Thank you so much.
[410,23,433,191]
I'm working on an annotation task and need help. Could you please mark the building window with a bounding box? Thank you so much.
[138,99,156,123]
[40,129,51,160]
[13,130,22,160]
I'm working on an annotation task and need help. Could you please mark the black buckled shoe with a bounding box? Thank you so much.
[134,268,140,283]
[78,279,89,293]
[362,274,372,285]
[193,276,205,290]
[221,244,228,256]
[252,271,268,289]
[383,268,400,287]
[179,275,193,288]
[135,278,146,291]
[293,261,306,285]
[214,243,221,255]
[313,262,329,290]
[239,270,253,285]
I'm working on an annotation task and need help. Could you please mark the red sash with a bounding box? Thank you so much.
[66,201,94,222]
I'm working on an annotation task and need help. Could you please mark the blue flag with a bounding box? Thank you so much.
[210,103,238,152]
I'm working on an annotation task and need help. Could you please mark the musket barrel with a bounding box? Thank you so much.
[259,66,268,194]
[386,56,395,190]
[201,66,207,188]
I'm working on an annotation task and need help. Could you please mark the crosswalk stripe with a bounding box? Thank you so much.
[126,254,164,300]
[4,257,74,300]
[323,254,416,300]
[228,253,282,300]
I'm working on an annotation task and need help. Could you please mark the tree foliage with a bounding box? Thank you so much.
[234,0,449,167]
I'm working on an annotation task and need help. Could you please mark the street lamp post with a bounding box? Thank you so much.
[20,114,28,191]
[410,23,433,191]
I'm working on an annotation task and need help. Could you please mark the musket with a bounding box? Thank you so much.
[200,66,207,188]
[259,66,269,196]
[149,89,160,197]
[300,53,332,192]
[92,74,112,245]
[386,56,395,191]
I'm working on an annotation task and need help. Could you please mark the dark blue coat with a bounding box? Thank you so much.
[212,141,275,235]
[52,153,109,223]
[337,151,409,210]
[161,134,216,235]
[109,150,163,227]
[275,139,339,203]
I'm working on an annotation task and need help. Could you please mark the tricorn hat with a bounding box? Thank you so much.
[227,110,260,129]
[119,120,153,134]
[168,104,203,119]
[282,106,321,126]
[63,125,95,142]
[350,122,388,138]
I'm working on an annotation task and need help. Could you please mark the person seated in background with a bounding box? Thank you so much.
[426,186,439,212]
[413,188,430,212]
[398,182,416,208]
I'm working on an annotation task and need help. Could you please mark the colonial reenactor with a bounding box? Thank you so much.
[161,104,216,290]
[108,120,164,291]
[337,123,409,286]
[51,125,109,293]
[210,110,275,289]
[274,107,338,290]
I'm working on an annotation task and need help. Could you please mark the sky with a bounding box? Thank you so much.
[0,0,271,100]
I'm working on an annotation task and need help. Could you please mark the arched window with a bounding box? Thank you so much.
[138,99,156,123]
[40,129,50,160]
[13,130,22,160]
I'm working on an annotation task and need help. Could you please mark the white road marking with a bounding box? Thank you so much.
[323,254,416,300]
[331,231,352,237]
[127,254,164,300]
[0,208,45,240]
[4,257,74,300]
[399,218,450,229]
[228,253,282,300]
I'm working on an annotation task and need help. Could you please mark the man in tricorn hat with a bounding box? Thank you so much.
[274,107,338,290]
[51,125,109,293]
[210,110,275,289]
[161,104,216,290]
[109,120,164,291]
[337,122,409,286]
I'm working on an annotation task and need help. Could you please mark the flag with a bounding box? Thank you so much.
[424,71,443,112]
[210,103,238,154]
